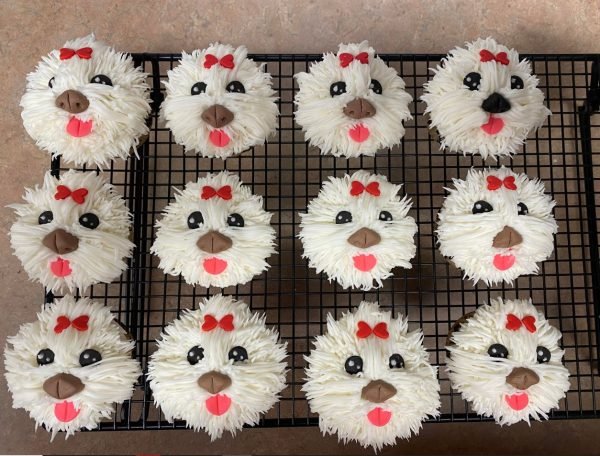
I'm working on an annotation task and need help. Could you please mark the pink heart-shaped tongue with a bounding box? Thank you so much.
[505,393,529,411]
[205,394,232,416]
[493,253,515,271]
[367,407,392,427]
[66,117,93,137]
[203,257,228,275]
[54,401,80,422]
[481,116,504,135]
[348,124,370,143]
[209,130,231,147]
[50,257,72,277]
[353,254,377,272]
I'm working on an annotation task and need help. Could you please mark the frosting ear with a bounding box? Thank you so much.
[445,311,476,348]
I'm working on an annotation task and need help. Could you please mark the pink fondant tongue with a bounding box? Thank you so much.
[505,393,529,411]
[50,257,72,277]
[481,116,504,135]
[54,401,80,422]
[493,253,515,271]
[66,117,93,137]
[367,407,392,427]
[348,124,370,143]
[205,394,231,416]
[209,130,231,147]
[353,254,377,272]
[203,257,228,275]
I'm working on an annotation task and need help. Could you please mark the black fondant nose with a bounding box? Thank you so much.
[482,92,511,114]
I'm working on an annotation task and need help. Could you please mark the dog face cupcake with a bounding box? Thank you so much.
[421,37,550,159]
[148,295,287,439]
[162,43,278,158]
[299,171,417,290]
[304,301,439,451]
[151,172,276,288]
[437,167,557,285]
[295,41,412,157]
[20,34,151,167]
[9,170,134,292]
[4,295,140,439]
[446,298,570,425]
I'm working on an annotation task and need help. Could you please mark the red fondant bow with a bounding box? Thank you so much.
[54,315,90,334]
[339,52,369,68]
[356,321,389,339]
[350,181,380,197]
[202,314,234,332]
[204,53,235,69]
[60,47,93,60]
[506,313,536,333]
[487,175,517,191]
[201,185,232,201]
[479,49,509,65]
[54,185,89,204]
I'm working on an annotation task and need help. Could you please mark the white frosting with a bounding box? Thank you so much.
[151,171,276,288]
[422,37,550,159]
[9,170,133,292]
[447,297,570,425]
[299,170,417,290]
[437,167,557,285]
[148,295,287,439]
[20,34,151,168]
[4,295,140,439]
[295,41,412,157]
[304,301,440,451]
[162,43,278,158]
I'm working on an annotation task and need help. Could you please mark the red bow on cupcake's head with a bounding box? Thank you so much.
[505,313,536,333]
[201,185,232,201]
[204,54,235,70]
[54,315,89,334]
[60,47,93,60]
[356,321,389,339]
[202,314,234,332]
[487,175,517,191]
[479,49,509,65]
[350,181,380,197]
[339,52,369,68]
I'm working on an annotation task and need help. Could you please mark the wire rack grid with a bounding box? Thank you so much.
[50,52,600,430]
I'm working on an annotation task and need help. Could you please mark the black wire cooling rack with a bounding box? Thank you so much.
[50,53,600,430]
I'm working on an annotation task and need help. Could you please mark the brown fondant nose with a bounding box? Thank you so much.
[55,90,89,114]
[197,371,232,394]
[42,229,79,255]
[43,373,85,399]
[201,104,234,128]
[347,227,381,249]
[361,379,397,403]
[492,226,523,249]
[506,367,540,390]
[343,98,376,119]
[196,230,233,254]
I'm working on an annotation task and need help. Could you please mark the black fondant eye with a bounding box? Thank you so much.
[90,74,113,86]
[517,202,529,216]
[335,210,352,224]
[472,200,493,214]
[226,81,245,93]
[330,81,347,97]
[187,345,204,365]
[79,349,102,367]
[379,211,393,222]
[344,355,363,374]
[488,343,509,359]
[511,76,524,90]
[79,213,100,229]
[463,72,482,91]
[187,211,204,229]
[537,346,551,364]
[227,213,244,227]
[191,82,207,95]
[36,348,55,366]
[388,353,405,369]
[228,346,248,363]
[38,211,54,225]
[48,77,55,89]
[369,79,383,94]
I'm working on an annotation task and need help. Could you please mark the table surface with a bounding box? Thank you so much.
[1,1,600,454]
